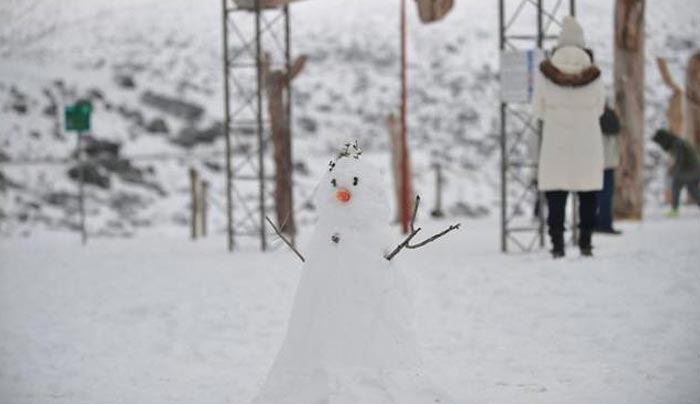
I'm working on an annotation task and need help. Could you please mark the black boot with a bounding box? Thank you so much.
[550,231,565,259]
[579,230,593,257]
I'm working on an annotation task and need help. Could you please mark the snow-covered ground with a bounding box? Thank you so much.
[1,209,699,404]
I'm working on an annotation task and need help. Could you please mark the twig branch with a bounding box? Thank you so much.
[266,216,305,263]
[384,195,460,261]
[384,226,422,261]
[406,223,461,249]
[409,193,419,232]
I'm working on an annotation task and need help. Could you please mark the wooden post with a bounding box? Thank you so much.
[262,53,306,241]
[687,52,700,154]
[189,168,199,240]
[613,0,645,220]
[200,180,209,237]
[431,163,445,218]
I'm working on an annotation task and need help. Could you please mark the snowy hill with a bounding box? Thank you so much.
[1,0,699,238]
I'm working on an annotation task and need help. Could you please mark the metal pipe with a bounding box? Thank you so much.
[499,0,507,252]
[500,103,508,253]
[284,4,294,246]
[536,0,543,49]
[221,0,234,251]
[255,0,268,251]
[78,131,86,245]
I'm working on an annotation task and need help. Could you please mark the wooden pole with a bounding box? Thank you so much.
[399,0,411,234]
[189,167,199,240]
[687,52,700,154]
[613,0,645,220]
[431,163,444,218]
[200,180,209,237]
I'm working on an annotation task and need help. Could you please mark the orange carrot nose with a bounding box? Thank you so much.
[336,188,352,203]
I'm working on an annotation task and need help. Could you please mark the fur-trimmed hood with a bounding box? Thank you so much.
[540,46,600,87]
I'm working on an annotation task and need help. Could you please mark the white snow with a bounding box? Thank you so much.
[1,210,699,404]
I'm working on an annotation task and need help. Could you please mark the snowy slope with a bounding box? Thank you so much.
[1,0,699,238]
[0,209,699,404]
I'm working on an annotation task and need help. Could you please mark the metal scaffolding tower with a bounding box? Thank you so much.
[498,0,576,253]
[221,0,291,251]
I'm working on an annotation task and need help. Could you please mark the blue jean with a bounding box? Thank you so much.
[596,169,615,229]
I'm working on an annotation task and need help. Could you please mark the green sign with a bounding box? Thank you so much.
[64,101,92,132]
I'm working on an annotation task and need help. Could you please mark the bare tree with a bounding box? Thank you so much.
[613,0,645,220]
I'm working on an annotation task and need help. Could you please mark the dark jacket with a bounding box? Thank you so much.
[652,129,700,182]
[599,105,621,136]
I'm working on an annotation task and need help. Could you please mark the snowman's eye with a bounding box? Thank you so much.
[331,178,337,187]
[353,177,359,186]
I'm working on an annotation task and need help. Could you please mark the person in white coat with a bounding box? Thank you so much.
[532,16,605,258]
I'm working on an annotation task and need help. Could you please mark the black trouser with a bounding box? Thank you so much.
[671,177,700,210]
[545,191,598,236]
[596,169,615,230]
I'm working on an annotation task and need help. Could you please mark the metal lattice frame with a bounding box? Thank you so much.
[222,0,291,251]
[498,0,576,253]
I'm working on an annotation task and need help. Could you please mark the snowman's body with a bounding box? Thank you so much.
[252,153,452,404]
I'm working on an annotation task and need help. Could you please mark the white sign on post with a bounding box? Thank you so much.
[499,49,545,104]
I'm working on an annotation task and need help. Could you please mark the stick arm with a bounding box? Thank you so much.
[384,195,460,261]
[265,216,306,263]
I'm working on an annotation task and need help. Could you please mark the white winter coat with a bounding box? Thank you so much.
[532,46,605,191]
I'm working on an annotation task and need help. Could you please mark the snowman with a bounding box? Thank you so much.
[253,141,459,404]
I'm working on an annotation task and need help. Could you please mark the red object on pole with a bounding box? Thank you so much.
[399,0,411,234]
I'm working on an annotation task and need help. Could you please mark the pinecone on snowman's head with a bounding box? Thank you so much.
[329,140,362,172]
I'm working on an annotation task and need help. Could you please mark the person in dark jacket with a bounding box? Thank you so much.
[595,103,622,234]
[652,129,700,215]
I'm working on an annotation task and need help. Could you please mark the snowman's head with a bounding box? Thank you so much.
[316,142,389,228]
